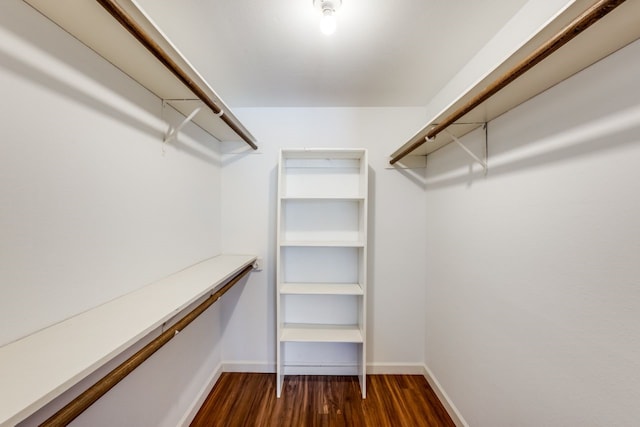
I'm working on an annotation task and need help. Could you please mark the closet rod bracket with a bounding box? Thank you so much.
[163,101,203,143]
[444,129,488,174]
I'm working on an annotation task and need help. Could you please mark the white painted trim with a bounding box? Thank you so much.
[223,361,360,376]
[222,361,430,376]
[223,361,380,376]
[422,364,469,427]
[366,362,425,375]
[284,365,358,375]
[222,361,275,373]
[177,362,223,427]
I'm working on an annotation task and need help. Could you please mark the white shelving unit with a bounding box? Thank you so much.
[276,148,368,398]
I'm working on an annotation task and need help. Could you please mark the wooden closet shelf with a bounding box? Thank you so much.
[24,0,257,148]
[0,254,256,426]
[390,0,640,163]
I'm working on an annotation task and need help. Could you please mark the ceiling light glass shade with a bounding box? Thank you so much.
[320,9,337,35]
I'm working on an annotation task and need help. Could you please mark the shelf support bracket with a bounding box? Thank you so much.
[163,102,203,144]
[444,129,488,174]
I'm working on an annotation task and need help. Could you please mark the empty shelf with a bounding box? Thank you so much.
[280,283,364,295]
[0,254,256,426]
[281,324,363,343]
[24,0,257,147]
[280,240,365,248]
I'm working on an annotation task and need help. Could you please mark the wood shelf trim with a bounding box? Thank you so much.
[41,262,254,426]
[24,0,257,148]
[281,324,364,343]
[390,0,639,164]
[0,254,256,426]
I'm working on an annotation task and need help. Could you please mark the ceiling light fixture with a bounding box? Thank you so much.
[314,0,342,36]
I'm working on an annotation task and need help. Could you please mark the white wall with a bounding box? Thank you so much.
[424,38,640,426]
[219,107,429,372]
[1,1,227,425]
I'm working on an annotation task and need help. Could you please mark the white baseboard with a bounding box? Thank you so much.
[366,362,425,375]
[422,364,469,427]
[222,361,275,373]
[178,362,223,427]
[284,363,358,375]
[222,361,360,375]
[221,361,430,376]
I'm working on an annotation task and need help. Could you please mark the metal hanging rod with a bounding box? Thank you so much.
[389,0,627,165]
[39,264,254,427]
[96,0,258,150]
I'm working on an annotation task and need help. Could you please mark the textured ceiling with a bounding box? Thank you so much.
[136,0,529,107]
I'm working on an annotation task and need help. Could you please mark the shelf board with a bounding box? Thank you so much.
[281,324,363,343]
[0,254,256,426]
[24,0,256,145]
[281,196,365,201]
[281,148,367,160]
[390,0,640,159]
[280,240,365,248]
[280,283,364,295]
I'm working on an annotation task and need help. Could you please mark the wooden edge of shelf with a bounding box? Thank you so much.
[0,254,256,426]
[389,0,640,164]
[97,0,258,149]
[23,0,257,148]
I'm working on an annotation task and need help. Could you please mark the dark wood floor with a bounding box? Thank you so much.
[191,373,455,427]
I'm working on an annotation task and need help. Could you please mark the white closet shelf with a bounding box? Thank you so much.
[280,283,364,295]
[390,0,640,161]
[280,240,365,248]
[23,0,257,146]
[281,196,366,201]
[281,324,363,343]
[281,148,368,160]
[0,254,256,426]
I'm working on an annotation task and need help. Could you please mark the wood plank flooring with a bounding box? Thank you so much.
[191,373,455,427]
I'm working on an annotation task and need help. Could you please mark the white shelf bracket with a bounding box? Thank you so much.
[163,102,203,144]
[444,129,488,174]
